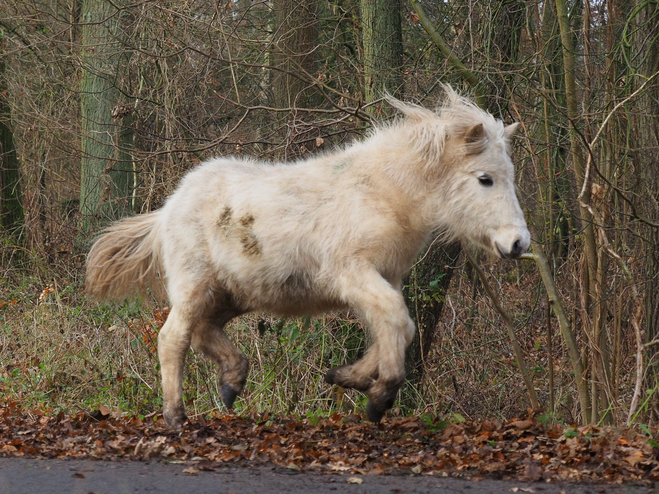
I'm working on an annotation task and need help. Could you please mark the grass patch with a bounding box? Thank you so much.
[2,240,615,425]
[1,274,370,419]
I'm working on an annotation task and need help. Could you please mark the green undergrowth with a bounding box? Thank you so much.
[0,273,456,421]
[0,273,372,419]
[1,246,578,425]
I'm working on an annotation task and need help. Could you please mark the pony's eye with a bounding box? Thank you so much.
[478,174,494,187]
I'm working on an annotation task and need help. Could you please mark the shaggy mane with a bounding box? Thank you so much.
[388,86,506,138]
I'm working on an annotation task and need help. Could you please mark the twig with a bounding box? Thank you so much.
[519,243,591,422]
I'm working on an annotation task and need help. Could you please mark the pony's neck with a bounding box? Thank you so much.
[343,128,447,236]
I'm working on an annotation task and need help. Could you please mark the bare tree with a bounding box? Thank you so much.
[79,0,132,231]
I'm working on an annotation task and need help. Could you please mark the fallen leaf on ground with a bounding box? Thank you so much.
[1,405,658,486]
[510,420,534,430]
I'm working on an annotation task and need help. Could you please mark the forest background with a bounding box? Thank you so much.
[1,0,658,429]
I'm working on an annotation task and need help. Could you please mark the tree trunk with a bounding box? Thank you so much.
[634,0,659,419]
[404,243,461,386]
[0,40,24,236]
[555,0,598,424]
[79,0,131,232]
[410,0,485,107]
[270,0,319,159]
[485,0,525,116]
[554,0,598,295]
[271,0,319,110]
[360,0,458,394]
[361,0,403,106]
[539,0,571,261]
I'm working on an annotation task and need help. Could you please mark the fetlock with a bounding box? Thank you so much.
[325,364,374,392]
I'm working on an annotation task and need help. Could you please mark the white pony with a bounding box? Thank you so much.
[86,86,530,427]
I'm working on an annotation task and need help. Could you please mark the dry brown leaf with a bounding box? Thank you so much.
[482,419,501,431]
[510,420,534,430]
[624,449,644,467]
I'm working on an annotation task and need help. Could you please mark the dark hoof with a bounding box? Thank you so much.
[366,400,386,423]
[164,409,188,429]
[325,366,341,385]
[220,383,239,409]
[365,383,399,422]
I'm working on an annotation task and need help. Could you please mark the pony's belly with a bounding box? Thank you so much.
[224,272,344,316]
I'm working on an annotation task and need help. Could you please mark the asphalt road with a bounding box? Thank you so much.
[0,457,656,494]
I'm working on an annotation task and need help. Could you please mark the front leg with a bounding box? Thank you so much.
[326,267,416,422]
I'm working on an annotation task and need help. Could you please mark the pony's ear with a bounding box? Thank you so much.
[463,123,487,155]
[504,122,520,139]
[464,123,484,143]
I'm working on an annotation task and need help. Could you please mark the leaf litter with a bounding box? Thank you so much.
[1,403,658,487]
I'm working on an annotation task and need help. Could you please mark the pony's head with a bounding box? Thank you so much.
[389,86,530,259]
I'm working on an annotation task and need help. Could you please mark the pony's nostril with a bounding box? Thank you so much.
[511,239,522,257]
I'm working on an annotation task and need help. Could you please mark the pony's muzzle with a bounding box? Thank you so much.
[496,235,530,259]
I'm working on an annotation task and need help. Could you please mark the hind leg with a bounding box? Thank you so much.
[158,305,199,428]
[325,267,416,422]
[191,311,249,410]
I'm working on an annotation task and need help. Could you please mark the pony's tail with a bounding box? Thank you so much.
[85,212,164,301]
